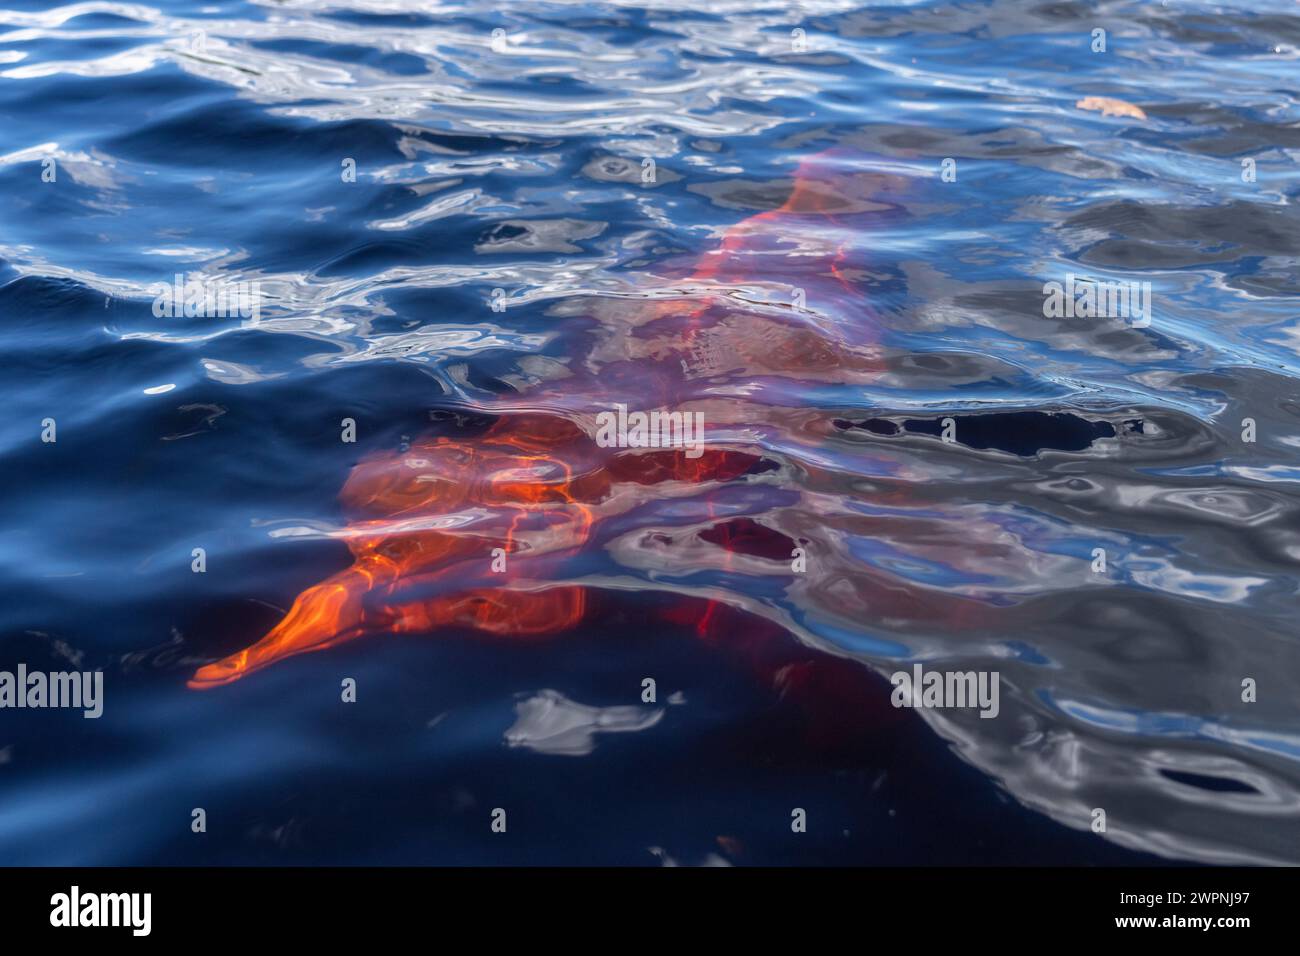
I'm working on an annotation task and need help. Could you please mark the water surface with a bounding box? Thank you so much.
[2,0,1299,865]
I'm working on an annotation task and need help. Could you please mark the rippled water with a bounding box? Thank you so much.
[2,0,1299,866]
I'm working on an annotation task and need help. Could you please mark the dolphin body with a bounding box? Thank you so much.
[188,152,982,723]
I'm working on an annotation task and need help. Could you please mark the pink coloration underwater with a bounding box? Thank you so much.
[189,154,982,748]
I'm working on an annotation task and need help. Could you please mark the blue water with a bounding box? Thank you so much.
[1,0,1299,865]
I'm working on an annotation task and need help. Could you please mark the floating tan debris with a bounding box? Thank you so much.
[1076,96,1148,120]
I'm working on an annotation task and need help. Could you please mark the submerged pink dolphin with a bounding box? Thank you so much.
[190,152,983,719]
